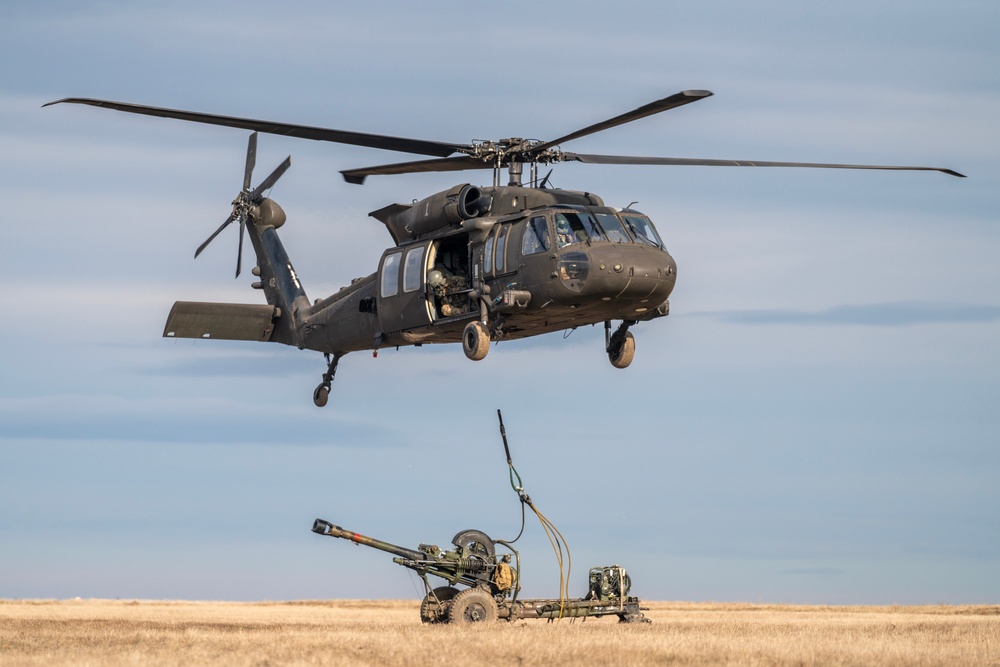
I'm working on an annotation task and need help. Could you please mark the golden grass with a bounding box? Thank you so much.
[1,599,998,666]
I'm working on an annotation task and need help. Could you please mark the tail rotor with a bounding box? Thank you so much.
[195,132,291,277]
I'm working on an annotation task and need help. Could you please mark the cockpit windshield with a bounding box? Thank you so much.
[621,213,664,248]
[593,212,632,243]
[554,211,606,248]
[549,207,665,249]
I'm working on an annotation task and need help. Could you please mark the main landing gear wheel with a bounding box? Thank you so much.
[420,586,459,624]
[462,321,490,361]
[447,587,498,624]
[609,330,635,369]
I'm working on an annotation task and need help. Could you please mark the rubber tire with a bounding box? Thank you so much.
[313,384,330,407]
[420,586,459,624]
[447,587,498,625]
[462,321,490,361]
[609,331,635,369]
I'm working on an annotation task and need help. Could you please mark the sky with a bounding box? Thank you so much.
[1,1,997,605]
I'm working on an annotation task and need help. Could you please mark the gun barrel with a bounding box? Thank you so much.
[312,518,425,561]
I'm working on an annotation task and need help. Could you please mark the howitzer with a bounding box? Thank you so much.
[312,518,649,624]
[311,519,499,591]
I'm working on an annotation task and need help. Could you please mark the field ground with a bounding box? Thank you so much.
[1,599,998,666]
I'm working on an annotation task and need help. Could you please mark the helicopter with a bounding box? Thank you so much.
[45,90,963,407]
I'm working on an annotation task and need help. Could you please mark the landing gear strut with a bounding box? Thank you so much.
[313,353,341,407]
[606,320,636,369]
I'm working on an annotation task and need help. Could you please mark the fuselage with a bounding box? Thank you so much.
[298,186,676,355]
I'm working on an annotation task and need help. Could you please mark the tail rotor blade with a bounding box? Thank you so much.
[195,213,235,258]
[243,132,257,191]
[193,139,292,275]
[251,156,291,202]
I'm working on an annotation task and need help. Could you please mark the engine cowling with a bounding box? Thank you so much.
[380,184,491,242]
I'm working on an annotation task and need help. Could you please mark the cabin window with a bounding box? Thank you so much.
[483,235,494,275]
[380,252,401,298]
[595,212,631,243]
[495,225,508,274]
[622,214,664,248]
[522,216,549,255]
[402,246,425,293]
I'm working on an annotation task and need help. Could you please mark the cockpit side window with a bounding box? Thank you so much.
[522,216,550,255]
[594,212,631,243]
[622,214,664,248]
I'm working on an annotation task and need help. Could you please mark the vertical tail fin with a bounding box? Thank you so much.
[247,217,310,347]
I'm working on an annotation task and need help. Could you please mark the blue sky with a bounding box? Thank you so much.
[1,1,997,604]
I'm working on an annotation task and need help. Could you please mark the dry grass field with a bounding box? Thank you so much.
[1,598,998,666]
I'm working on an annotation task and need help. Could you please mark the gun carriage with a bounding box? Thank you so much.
[311,519,647,624]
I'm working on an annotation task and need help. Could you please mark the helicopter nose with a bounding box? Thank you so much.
[586,247,676,307]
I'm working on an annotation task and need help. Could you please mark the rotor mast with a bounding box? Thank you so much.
[507,160,523,187]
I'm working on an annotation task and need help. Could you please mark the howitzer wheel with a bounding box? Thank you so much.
[447,587,498,624]
[420,586,459,624]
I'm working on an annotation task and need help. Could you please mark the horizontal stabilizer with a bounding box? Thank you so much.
[163,301,278,342]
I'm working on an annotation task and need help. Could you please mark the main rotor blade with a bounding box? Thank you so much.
[195,214,236,259]
[563,152,966,178]
[529,90,713,155]
[341,155,489,185]
[251,156,292,202]
[244,132,257,191]
[44,98,466,158]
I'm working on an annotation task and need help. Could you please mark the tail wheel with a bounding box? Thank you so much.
[609,330,635,369]
[420,586,459,624]
[312,384,330,408]
[462,321,490,361]
[447,587,498,624]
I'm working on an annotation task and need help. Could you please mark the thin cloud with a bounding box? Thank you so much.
[0,396,402,447]
[693,302,1000,327]
[778,567,846,577]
